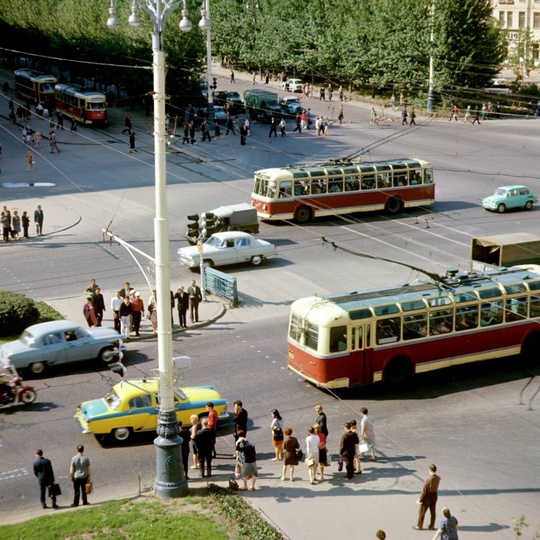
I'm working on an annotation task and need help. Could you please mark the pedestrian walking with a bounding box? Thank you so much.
[33,449,59,509]
[432,507,459,540]
[306,425,320,485]
[230,69,235,83]
[92,287,106,327]
[414,464,441,530]
[338,85,344,101]
[131,292,144,336]
[128,132,137,153]
[122,114,132,135]
[390,94,396,111]
[206,401,218,458]
[472,108,481,125]
[240,122,247,145]
[327,84,333,100]
[401,106,408,125]
[313,424,327,480]
[70,118,77,135]
[34,205,44,236]
[57,111,64,130]
[26,149,34,171]
[319,87,325,101]
[370,107,378,126]
[111,290,123,333]
[70,445,91,507]
[201,120,211,142]
[233,400,248,442]
[189,121,196,144]
[293,113,302,133]
[279,118,286,137]
[464,105,471,123]
[32,129,42,149]
[252,71,257,85]
[410,108,417,126]
[338,105,344,124]
[119,296,132,339]
[49,130,60,153]
[360,407,377,460]
[83,297,98,327]
[182,123,189,144]
[268,117,277,138]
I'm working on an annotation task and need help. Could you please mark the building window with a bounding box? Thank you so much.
[507,11,513,27]
[499,11,505,25]
[534,12,540,29]
[519,11,525,28]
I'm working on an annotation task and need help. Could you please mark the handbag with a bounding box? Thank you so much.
[273,427,284,441]
[306,457,315,467]
[228,476,239,491]
[337,457,344,471]
[295,448,303,461]
[48,483,61,497]
[85,481,93,495]
[359,439,371,454]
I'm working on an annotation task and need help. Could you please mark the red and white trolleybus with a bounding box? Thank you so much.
[287,265,540,389]
[55,83,107,125]
[251,157,435,223]
[14,69,57,105]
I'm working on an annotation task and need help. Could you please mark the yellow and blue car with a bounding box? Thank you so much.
[76,378,228,442]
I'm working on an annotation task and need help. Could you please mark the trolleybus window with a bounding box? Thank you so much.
[455,306,478,330]
[376,317,400,344]
[329,326,347,353]
[305,323,319,351]
[403,313,427,340]
[480,302,503,326]
[430,309,453,334]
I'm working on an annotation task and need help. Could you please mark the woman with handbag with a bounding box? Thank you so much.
[270,409,284,461]
[281,427,299,481]
[313,424,327,481]
[305,426,320,485]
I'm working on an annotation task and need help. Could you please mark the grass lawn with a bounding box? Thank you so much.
[0,486,283,540]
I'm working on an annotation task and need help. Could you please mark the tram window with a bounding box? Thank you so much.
[429,309,453,335]
[455,307,478,330]
[402,300,425,312]
[529,295,540,317]
[310,179,328,194]
[377,174,391,189]
[344,176,360,191]
[425,168,433,184]
[351,326,364,350]
[305,323,319,351]
[288,314,302,342]
[376,317,400,344]
[361,175,375,190]
[480,302,503,326]
[328,178,343,193]
[394,172,407,187]
[505,297,527,322]
[409,170,422,185]
[403,313,427,340]
[294,180,309,196]
[329,326,347,353]
[504,283,526,295]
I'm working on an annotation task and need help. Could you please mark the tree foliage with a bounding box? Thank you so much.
[0,0,506,97]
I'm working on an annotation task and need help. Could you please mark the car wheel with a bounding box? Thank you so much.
[525,201,533,210]
[295,205,312,223]
[251,255,263,266]
[205,259,215,268]
[99,346,115,363]
[113,427,131,441]
[21,389,37,404]
[497,203,506,213]
[30,362,46,375]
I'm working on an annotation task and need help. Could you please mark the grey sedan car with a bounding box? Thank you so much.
[0,320,121,375]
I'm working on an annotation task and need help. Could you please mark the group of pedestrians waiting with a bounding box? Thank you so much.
[1,204,43,242]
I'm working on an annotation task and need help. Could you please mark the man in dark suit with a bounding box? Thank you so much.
[33,449,58,509]
[415,464,441,530]
[339,422,359,480]
[195,417,216,477]
[174,286,190,328]
[92,287,106,327]
[34,205,44,236]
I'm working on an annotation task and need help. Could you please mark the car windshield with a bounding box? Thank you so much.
[494,188,507,196]
[227,92,241,99]
[206,236,223,248]
[105,389,122,410]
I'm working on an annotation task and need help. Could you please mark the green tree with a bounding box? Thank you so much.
[431,0,505,91]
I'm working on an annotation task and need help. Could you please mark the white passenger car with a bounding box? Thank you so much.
[282,78,303,92]
[178,231,276,269]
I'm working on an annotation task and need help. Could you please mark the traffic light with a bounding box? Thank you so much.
[199,212,217,240]
[186,214,200,242]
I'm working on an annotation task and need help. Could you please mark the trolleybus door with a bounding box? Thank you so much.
[350,324,373,386]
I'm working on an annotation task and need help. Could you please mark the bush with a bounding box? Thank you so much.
[0,291,40,337]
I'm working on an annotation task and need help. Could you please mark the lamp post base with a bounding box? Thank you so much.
[154,410,188,498]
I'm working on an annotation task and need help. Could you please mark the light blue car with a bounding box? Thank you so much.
[482,185,537,213]
[0,320,121,375]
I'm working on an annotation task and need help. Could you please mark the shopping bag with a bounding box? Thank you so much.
[85,481,93,495]
[359,440,371,454]
[48,483,61,497]
[337,457,343,472]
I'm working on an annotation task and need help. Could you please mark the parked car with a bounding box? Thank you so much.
[76,378,228,442]
[282,78,303,92]
[0,320,121,375]
[178,231,276,268]
[212,105,228,125]
[482,185,537,213]
[212,91,244,114]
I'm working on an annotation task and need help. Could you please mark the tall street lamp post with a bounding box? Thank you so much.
[106,0,193,498]
[199,0,215,133]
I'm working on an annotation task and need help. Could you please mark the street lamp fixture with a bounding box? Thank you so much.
[106,0,193,499]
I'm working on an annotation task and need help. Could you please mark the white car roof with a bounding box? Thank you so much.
[209,231,255,240]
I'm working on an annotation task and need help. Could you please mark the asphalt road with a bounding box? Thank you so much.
[1,66,540,538]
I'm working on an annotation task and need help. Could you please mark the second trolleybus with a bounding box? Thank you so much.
[55,83,107,125]
[14,69,57,105]
[287,265,540,389]
[251,157,435,223]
